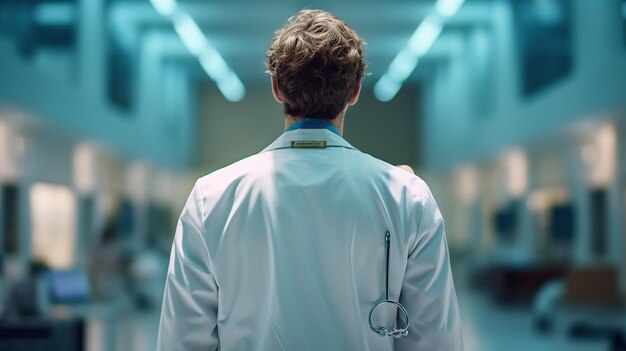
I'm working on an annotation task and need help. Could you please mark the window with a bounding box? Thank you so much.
[30,183,76,269]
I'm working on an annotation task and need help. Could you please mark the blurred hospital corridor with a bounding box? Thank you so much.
[1,0,626,350]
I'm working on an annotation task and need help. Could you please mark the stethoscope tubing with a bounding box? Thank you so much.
[368,231,410,338]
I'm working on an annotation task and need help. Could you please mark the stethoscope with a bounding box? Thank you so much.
[368,231,410,338]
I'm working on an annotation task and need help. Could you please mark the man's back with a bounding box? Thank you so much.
[158,9,462,350]
[158,128,463,350]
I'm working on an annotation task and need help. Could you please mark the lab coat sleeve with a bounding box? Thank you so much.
[394,184,464,351]
[157,183,219,351]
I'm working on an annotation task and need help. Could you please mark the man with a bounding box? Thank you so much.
[158,9,463,350]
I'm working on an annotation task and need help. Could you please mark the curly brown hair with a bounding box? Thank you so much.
[266,10,367,120]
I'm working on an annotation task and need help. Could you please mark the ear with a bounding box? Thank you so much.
[271,76,284,103]
[347,82,361,106]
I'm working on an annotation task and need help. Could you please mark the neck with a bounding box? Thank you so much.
[284,115,345,135]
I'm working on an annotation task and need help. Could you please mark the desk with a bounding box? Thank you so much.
[0,318,84,351]
[50,299,132,351]
[481,263,569,304]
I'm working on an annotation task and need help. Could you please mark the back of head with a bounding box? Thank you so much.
[266,9,367,119]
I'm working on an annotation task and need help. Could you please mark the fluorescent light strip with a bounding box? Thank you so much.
[173,13,208,56]
[436,0,466,17]
[150,0,177,17]
[217,75,246,102]
[374,75,402,103]
[151,5,245,101]
[407,16,443,57]
[199,52,245,102]
[374,0,465,102]
[387,49,420,82]
[199,50,229,81]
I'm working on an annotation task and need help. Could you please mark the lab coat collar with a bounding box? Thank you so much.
[262,128,357,152]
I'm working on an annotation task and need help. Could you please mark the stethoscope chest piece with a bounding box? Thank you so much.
[368,299,410,338]
[367,231,410,338]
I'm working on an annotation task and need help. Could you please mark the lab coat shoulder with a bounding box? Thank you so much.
[357,151,430,197]
[356,152,435,243]
[195,152,271,198]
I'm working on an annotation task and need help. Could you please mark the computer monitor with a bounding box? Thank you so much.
[49,270,90,304]
[494,209,513,233]
[2,184,19,254]
[548,203,574,243]
[493,203,518,241]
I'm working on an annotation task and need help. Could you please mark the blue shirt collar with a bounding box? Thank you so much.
[286,118,341,136]
[262,128,356,152]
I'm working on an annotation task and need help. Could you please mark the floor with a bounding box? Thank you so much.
[112,289,621,351]
[459,290,617,351]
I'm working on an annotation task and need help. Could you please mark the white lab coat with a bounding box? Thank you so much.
[157,128,463,351]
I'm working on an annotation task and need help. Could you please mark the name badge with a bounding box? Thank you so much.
[291,140,327,148]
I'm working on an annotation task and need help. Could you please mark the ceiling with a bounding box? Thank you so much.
[109,0,494,87]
